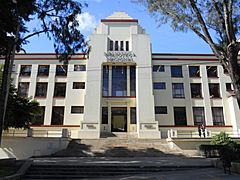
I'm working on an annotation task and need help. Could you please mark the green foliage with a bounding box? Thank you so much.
[211,131,235,145]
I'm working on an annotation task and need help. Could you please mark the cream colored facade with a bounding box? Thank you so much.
[1,12,240,139]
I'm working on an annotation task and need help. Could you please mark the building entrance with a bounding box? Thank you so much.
[111,107,127,132]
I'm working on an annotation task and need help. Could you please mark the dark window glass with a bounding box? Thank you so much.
[115,41,119,51]
[112,66,127,96]
[155,106,167,114]
[31,106,45,125]
[35,83,48,97]
[209,83,220,98]
[54,83,66,97]
[18,82,29,97]
[153,82,166,90]
[126,41,129,51]
[102,107,108,124]
[38,65,49,76]
[56,65,68,76]
[174,107,187,125]
[73,82,85,89]
[74,65,86,71]
[207,66,218,77]
[102,66,109,96]
[51,107,64,125]
[153,65,165,72]
[109,40,114,51]
[20,65,31,76]
[193,107,205,125]
[120,41,124,51]
[130,107,136,124]
[172,83,185,98]
[130,66,136,96]
[171,66,182,77]
[226,83,233,91]
[190,83,202,98]
[71,106,84,114]
[212,107,225,126]
[189,66,200,77]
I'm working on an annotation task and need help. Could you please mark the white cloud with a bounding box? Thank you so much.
[77,12,97,33]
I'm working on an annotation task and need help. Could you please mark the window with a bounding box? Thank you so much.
[73,82,85,89]
[212,107,225,126]
[153,65,165,72]
[54,83,66,97]
[38,65,49,76]
[31,106,45,125]
[130,107,136,124]
[112,66,127,96]
[74,65,86,71]
[102,107,108,124]
[51,107,64,125]
[190,83,202,98]
[109,40,114,51]
[155,106,167,114]
[209,83,221,98]
[153,82,166,90]
[115,41,119,51]
[171,66,182,77]
[35,83,48,97]
[130,66,136,96]
[56,65,67,76]
[172,83,185,98]
[18,82,29,97]
[126,41,129,51]
[120,41,124,51]
[207,66,218,77]
[226,83,233,91]
[71,106,84,114]
[193,107,205,125]
[189,66,200,77]
[102,66,109,96]
[174,107,187,125]
[20,65,31,76]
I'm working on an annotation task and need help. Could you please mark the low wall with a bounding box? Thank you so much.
[0,137,69,160]
[167,138,211,150]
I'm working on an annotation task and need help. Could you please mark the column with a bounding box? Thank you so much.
[127,103,131,132]
[127,66,130,96]
[109,66,112,96]
[108,103,111,132]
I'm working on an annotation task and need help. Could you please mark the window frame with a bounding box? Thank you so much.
[212,107,225,126]
[189,66,200,77]
[73,82,85,89]
[38,65,50,76]
[71,106,84,114]
[207,66,218,78]
[153,82,166,90]
[190,83,202,98]
[171,66,183,77]
[74,65,86,71]
[35,82,48,98]
[209,83,221,98]
[153,65,165,72]
[172,83,185,98]
[193,107,205,125]
[155,106,168,114]
[174,107,187,126]
[54,83,66,97]
[20,65,32,76]
[56,65,68,76]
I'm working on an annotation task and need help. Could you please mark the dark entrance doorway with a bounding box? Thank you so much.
[111,107,127,132]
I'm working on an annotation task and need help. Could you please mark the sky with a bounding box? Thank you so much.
[23,0,212,54]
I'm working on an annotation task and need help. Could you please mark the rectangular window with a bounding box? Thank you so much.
[73,82,85,89]
[153,65,165,72]
[20,65,32,76]
[54,83,66,97]
[112,66,127,96]
[126,41,129,51]
[171,66,182,77]
[130,66,136,96]
[35,83,48,97]
[31,106,45,125]
[130,107,136,124]
[74,65,86,71]
[115,41,119,51]
[71,106,84,114]
[155,106,167,114]
[109,40,114,51]
[226,83,233,91]
[193,107,205,125]
[18,82,29,97]
[56,65,68,76]
[190,83,202,98]
[207,66,218,77]
[102,107,108,124]
[153,82,166,90]
[38,65,49,76]
[102,66,109,96]
[172,83,185,98]
[189,66,200,77]
[51,107,64,125]
[209,83,221,98]
[174,107,187,125]
[212,107,225,126]
[120,41,124,51]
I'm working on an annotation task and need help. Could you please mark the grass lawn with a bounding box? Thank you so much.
[0,166,18,177]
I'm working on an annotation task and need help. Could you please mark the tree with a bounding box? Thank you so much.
[135,0,240,107]
[0,0,87,145]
